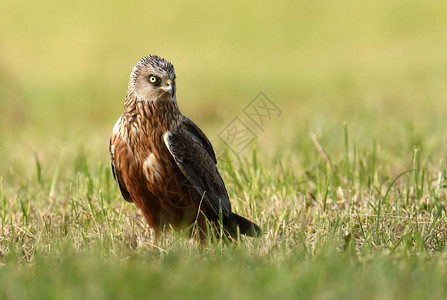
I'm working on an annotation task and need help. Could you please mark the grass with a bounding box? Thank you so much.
[1,143,447,299]
[1,0,447,299]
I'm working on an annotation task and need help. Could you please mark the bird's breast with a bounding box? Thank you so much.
[142,152,163,184]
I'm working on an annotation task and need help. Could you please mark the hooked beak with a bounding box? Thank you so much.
[160,79,175,97]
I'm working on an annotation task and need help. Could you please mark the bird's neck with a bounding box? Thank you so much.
[123,93,182,133]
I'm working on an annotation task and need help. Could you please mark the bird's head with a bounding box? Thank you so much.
[129,55,176,102]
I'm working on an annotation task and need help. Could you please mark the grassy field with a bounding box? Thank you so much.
[1,0,447,299]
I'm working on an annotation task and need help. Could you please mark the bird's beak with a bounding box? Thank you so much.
[161,79,175,97]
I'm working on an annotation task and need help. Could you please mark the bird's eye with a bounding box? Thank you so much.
[148,75,159,85]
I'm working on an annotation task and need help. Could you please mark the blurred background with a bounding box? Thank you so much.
[1,0,447,180]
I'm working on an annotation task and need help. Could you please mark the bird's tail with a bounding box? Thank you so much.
[225,213,262,237]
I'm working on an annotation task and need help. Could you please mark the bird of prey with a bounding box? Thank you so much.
[109,55,261,239]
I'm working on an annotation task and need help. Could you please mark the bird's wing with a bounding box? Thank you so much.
[181,116,217,164]
[109,139,133,203]
[164,128,231,218]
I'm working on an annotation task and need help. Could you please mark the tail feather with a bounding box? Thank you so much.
[225,213,262,237]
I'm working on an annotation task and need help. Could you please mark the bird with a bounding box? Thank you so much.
[109,55,261,239]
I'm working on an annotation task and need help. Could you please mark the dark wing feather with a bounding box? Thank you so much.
[164,128,231,218]
[109,139,133,203]
[181,116,217,164]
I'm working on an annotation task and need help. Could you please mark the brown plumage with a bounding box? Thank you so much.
[109,55,261,239]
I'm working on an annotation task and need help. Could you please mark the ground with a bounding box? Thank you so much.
[1,0,447,299]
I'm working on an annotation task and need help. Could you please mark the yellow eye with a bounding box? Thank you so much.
[149,76,158,83]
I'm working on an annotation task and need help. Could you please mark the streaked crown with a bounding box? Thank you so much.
[129,55,177,101]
